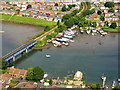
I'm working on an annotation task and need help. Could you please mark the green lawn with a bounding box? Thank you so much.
[1,14,57,27]
[102,27,120,33]
[9,81,19,86]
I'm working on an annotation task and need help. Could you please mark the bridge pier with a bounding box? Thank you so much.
[26,49,28,53]
[13,57,15,61]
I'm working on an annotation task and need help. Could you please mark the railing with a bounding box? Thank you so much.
[3,40,37,60]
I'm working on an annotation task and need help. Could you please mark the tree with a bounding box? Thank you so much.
[108,8,114,13]
[27,4,32,9]
[114,85,120,89]
[97,10,102,15]
[104,2,114,8]
[0,58,7,70]
[72,4,76,7]
[68,4,73,9]
[64,19,74,28]
[91,84,97,89]
[57,20,60,25]
[26,68,34,80]
[55,3,58,6]
[44,26,50,32]
[90,8,95,14]
[13,4,17,6]
[100,14,104,21]
[49,79,52,85]
[33,66,44,81]
[92,22,97,27]
[110,22,117,29]
[62,5,67,12]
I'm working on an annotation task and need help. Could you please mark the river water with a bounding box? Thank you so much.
[2,21,118,86]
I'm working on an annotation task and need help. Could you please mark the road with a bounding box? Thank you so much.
[78,2,87,16]
[14,82,28,88]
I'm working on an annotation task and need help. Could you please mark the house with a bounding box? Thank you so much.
[86,13,98,20]
[104,13,114,17]
[21,83,37,89]
[105,17,119,21]
[96,21,104,27]
[0,73,12,88]
[9,67,27,80]
[114,4,120,10]
[104,9,109,13]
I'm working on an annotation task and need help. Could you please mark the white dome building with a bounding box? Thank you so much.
[74,71,83,80]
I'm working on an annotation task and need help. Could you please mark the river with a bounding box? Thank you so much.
[2,21,118,86]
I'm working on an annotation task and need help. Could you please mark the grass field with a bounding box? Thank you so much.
[102,27,120,33]
[1,14,57,27]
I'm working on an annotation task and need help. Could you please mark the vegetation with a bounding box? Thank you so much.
[91,84,101,89]
[0,58,7,70]
[110,22,117,29]
[108,8,114,13]
[114,85,120,89]
[100,14,104,21]
[1,14,57,27]
[102,27,120,32]
[55,3,58,6]
[27,4,32,9]
[26,66,44,81]
[97,10,102,15]
[9,81,19,86]
[104,2,114,8]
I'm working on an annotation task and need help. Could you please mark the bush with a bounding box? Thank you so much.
[110,22,117,29]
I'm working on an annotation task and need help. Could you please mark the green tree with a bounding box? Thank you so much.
[27,4,32,9]
[97,10,102,15]
[46,34,52,39]
[100,14,104,21]
[0,58,7,70]
[92,22,97,27]
[72,4,76,7]
[96,84,101,89]
[91,84,97,89]
[57,20,60,25]
[33,66,44,81]
[49,79,52,85]
[110,22,117,29]
[26,68,34,80]
[90,8,95,14]
[64,19,74,28]
[13,4,17,6]
[68,5,73,9]
[44,26,50,32]
[104,2,114,8]
[108,8,114,13]
[55,3,58,6]
[62,5,67,12]
[114,85,120,89]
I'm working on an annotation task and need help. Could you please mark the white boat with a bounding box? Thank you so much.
[46,54,51,58]
[70,40,74,42]
[80,29,84,34]
[0,31,5,33]
[92,29,97,33]
[62,42,69,46]
[86,29,91,34]
[112,80,116,88]
[101,32,107,36]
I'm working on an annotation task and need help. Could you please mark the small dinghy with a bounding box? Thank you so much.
[46,54,51,58]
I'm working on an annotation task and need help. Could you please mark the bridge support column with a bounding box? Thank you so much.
[13,57,15,61]
[26,49,28,53]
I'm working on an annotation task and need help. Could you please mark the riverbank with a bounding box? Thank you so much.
[0,14,57,27]
[102,27,120,33]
